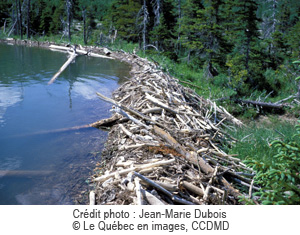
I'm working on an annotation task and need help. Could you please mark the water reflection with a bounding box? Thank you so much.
[0,86,23,124]
[0,43,130,204]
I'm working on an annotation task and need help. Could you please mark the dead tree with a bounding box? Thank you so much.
[26,0,30,39]
[66,0,72,42]
[137,0,149,52]
[152,0,162,48]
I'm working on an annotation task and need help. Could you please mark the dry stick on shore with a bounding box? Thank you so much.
[96,92,165,128]
[133,171,195,205]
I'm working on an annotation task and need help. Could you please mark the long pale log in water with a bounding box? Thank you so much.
[0,170,53,178]
[48,51,78,85]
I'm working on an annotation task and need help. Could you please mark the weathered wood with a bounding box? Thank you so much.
[93,158,175,182]
[235,99,287,109]
[96,92,164,128]
[141,189,165,205]
[89,191,96,205]
[0,170,53,178]
[133,171,195,205]
[48,51,77,85]
[49,45,113,59]
[181,181,204,196]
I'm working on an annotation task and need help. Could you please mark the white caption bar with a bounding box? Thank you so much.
[0,205,298,234]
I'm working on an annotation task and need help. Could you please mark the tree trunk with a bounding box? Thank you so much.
[18,0,22,39]
[26,0,30,39]
[143,0,147,52]
[177,0,182,53]
[66,0,72,42]
[82,8,87,45]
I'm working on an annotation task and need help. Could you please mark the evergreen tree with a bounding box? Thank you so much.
[149,0,177,54]
[109,0,142,42]
[181,0,230,77]
[224,0,264,94]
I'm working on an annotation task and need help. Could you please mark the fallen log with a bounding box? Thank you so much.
[0,170,53,178]
[10,124,92,138]
[48,50,77,85]
[49,45,114,59]
[235,99,289,110]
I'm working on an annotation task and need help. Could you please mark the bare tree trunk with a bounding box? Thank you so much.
[3,19,7,34]
[14,0,19,36]
[142,0,148,52]
[26,0,30,39]
[152,0,161,48]
[177,0,182,53]
[18,0,22,39]
[82,8,87,45]
[66,0,72,42]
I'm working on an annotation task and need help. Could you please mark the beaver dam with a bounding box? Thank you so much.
[88,49,258,205]
[1,39,258,205]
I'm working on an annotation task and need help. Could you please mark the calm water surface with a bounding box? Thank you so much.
[0,44,129,204]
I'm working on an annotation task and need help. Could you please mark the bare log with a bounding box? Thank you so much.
[235,99,289,109]
[141,189,165,205]
[89,191,96,205]
[49,45,114,59]
[0,170,53,178]
[48,51,77,85]
[133,171,195,205]
[93,158,175,182]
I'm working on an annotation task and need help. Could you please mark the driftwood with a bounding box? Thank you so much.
[0,170,53,178]
[91,50,257,205]
[49,45,113,59]
[48,49,77,85]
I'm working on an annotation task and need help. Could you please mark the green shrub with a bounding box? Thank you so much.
[244,121,300,205]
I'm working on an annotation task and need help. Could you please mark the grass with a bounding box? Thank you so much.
[227,116,297,164]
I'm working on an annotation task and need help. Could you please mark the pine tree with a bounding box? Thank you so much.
[181,0,230,77]
[109,0,142,42]
[224,0,263,94]
[149,0,177,54]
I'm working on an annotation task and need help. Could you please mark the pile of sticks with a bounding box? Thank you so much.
[90,53,257,205]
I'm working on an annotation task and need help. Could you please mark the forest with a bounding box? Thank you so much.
[1,0,300,204]
[1,0,300,110]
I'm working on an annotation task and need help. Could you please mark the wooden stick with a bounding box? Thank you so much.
[181,181,204,196]
[134,177,143,205]
[133,171,195,205]
[141,189,165,205]
[48,51,77,85]
[93,158,175,182]
[153,125,214,174]
[96,92,164,128]
[89,191,96,205]
[49,45,113,59]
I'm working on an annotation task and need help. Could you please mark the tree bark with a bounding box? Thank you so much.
[26,0,30,39]
[235,99,287,109]
[18,0,22,39]
[82,8,87,45]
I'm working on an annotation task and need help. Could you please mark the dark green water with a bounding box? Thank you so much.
[0,44,129,204]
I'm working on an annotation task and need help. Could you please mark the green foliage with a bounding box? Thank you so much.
[243,121,300,205]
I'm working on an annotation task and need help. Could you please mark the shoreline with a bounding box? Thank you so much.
[1,38,251,205]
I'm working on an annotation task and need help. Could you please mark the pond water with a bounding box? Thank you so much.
[0,43,130,204]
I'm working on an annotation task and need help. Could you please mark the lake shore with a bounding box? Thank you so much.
[1,37,252,205]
